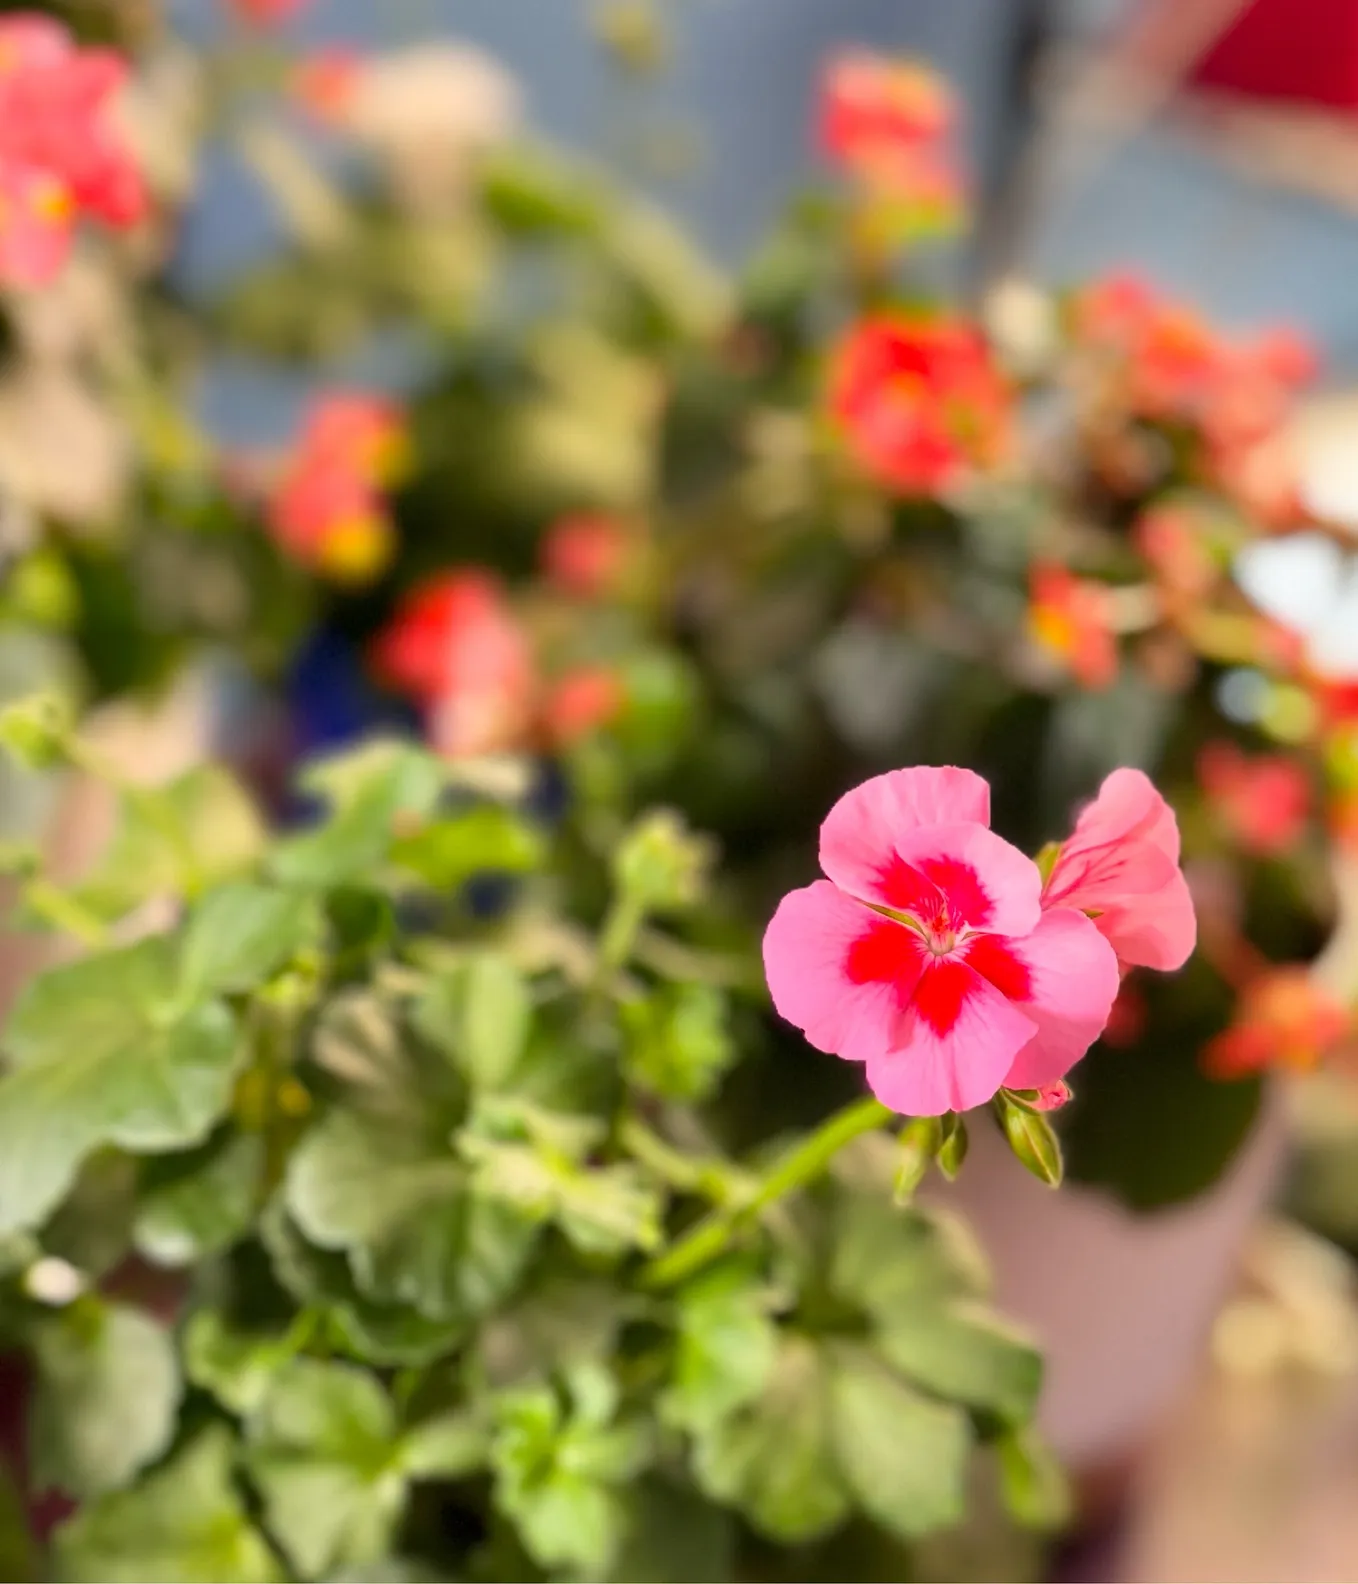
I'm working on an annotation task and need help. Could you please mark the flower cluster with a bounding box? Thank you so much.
[819,51,966,241]
[266,392,409,584]
[764,766,1193,1116]
[1069,273,1316,519]
[372,568,623,758]
[0,14,147,288]
[828,315,1012,494]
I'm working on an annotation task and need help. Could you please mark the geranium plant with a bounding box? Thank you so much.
[5,0,1358,1575]
[0,704,1073,1581]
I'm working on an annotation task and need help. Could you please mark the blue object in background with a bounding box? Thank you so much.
[285,623,416,760]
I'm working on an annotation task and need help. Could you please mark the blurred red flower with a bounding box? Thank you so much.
[829,315,1011,494]
[542,667,624,747]
[1204,967,1350,1077]
[1028,563,1119,691]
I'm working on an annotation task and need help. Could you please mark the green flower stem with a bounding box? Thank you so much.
[619,1116,735,1204]
[641,1095,893,1290]
[21,879,107,948]
[598,893,645,974]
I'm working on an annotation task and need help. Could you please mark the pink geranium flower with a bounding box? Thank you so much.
[763,766,1120,1116]
[1042,768,1196,972]
[0,15,147,286]
[0,162,73,287]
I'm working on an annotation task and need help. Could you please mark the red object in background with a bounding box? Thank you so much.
[1189,0,1358,111]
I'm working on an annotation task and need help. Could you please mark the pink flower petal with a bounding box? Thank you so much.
[1061,766,1181,868]
[967,909,1120,1091]
[1043,768,1196,972]
[0,162,72,288]
[866,957,1036,1115]
[819,765,992,909]
[1086,871,1196,973]
[763,881,925,1064]
[893,821,1042,937]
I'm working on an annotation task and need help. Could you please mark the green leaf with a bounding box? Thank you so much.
[0,940,240,1235]
[272,742,444,888]
[693,1334,849,1544]
[874,1303,1042,1427]
[179,884,316,1000]
[463,1135,661,1256]
[392,804,544,891]
[400,1412,489,1479]
[995,1425,1073,1529]
[261,1209,465,1368]
[829,1344,970,1540]
[413,954,532,1091]
[287,1110,538,1321]
[610,1477,736,1584]
[472,1276,623,1390]
[622,983,734,1103]
[246,1359,405,1579]
[829,1192,987,1320]
[491,1365,650,1578]
[661,1263,778,1435]
[71,766,266,921]
[183,1307,295,1419]
[31,1301,180,1499]
[135,1131,263,1267]
[54,1427,282,1583]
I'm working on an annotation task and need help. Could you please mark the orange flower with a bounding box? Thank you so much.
[1028,563,1118,690]
[1204,968,1351,1078]
[1197,742,1311,857]
[829,315,1011,494]
[293,48,363,124]
[265,392,408,583]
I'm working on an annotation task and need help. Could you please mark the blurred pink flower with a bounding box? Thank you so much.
[1198,741,1311,856]
[0,163,73,287]
[0,14,146,286]
[819,52,953,171]
[540,513,631,600]
[763,766,1120,1115]
[374,571,538,758]
[1042,768,1196,973]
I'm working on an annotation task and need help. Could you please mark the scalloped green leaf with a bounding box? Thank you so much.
[0,939,240,1235]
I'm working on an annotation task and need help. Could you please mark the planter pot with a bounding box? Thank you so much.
[926,1078,1289,1475]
